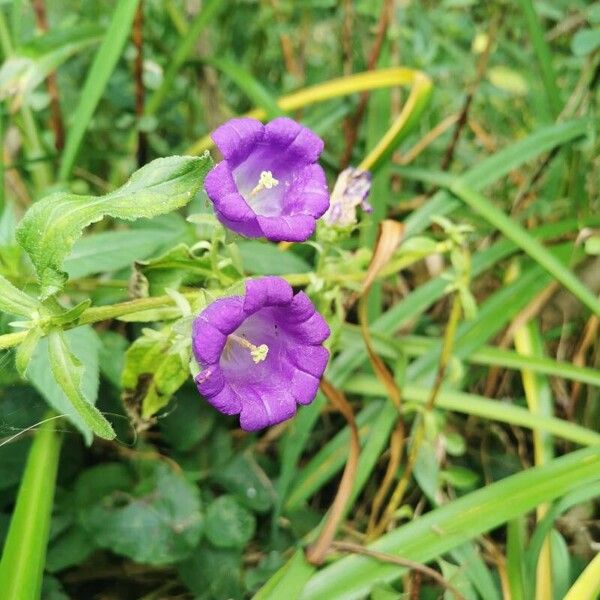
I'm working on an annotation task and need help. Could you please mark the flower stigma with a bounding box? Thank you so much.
[228,333,269,364]
[251,170,279,196]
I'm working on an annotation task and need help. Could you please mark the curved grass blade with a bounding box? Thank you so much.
[300,447,600,600]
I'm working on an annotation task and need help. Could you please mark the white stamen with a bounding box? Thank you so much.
[251,170,279,195]
[229,334,269,364]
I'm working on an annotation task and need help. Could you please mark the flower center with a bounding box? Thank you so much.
[228,333,269,364]
[250,170,279,196]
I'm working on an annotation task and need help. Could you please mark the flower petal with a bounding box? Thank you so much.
[290,370,320,405]
[256,214,316,242]
[192,320,227,365]
[285,312,330,345]
[239,384,297,431]
[204,161,239,202]
[286,345,329,377]
[196,297,244,335]
[284,164,329,217]
[205,384,242,415]
[283,291,315,324]
[211,117,264,167]
[195,365,225,397]
[243,276,293,315]
[264,117,324,165]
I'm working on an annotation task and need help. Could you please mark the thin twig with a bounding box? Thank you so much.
[329,541,467,600]
[32,0,64,151]
[339,0,394,169]
[133,1,147,166]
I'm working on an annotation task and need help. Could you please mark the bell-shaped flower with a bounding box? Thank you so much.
[192,277,330,431]
[204,117,330,241]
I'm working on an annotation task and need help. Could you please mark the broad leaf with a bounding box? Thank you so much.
[16,154,211,298]
[79,462,203,565]
[0,274,40,318]
[205,496,256,549]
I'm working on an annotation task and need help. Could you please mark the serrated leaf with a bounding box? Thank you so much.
[16,154,212,299]
[47,330,115,440]
[27,327,106,443]
[0,274,40,317]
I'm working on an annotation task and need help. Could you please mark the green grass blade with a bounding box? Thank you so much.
[253,549,314,600]
[342,378,600,447]
[145,0,221,116]
[403,118,589,236]
[208,57,283,120]
[0,414,62,599]
[340,330,600,387]
[300,447,600,600]
[517,0,561,117]
[58,0,139,180]
[506,519,527,600]
[449,181,600,316]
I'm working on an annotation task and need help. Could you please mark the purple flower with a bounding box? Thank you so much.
[203,117,330,242]
[323,167,372,227]
[192,276,330,431]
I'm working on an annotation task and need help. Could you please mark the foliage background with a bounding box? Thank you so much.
[0,0,599,599]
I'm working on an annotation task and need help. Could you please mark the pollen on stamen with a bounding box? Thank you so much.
[250,343,269,364]
[251,170,279,195]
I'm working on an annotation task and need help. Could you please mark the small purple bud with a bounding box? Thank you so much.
[203,118,330,242]
[323,167,372,227]
[192,277,330,431]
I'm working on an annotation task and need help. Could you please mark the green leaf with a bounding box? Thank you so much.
[64,230,167,279]
[79,462,203,565]
[16,154,211,298]
[15,326,42,376]
[238,240,311,275]
[97,330,128,388]
[571,28,600,56]
[214,452,276,513]
[179,543,244,600]
[205,495,256,549]
[121,329,189,419]
[0,273,40,317]
[45,527,94,574]
[46,330,115,440]
[27,327,109,443]
[159,387,215,451]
